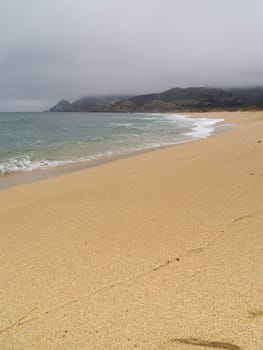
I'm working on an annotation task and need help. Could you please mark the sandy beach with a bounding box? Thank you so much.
[0,111,263,349]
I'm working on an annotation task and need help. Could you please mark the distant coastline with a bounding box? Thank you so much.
[50,86,263,113]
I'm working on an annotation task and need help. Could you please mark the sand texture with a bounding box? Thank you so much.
[0,111,263,349]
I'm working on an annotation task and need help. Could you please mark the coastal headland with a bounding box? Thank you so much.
[0,111,263,349]
[50,87,263,113]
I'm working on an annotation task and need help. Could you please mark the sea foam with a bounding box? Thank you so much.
[0,112,224,176]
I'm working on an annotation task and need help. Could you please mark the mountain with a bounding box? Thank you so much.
[50,99,73,112]
[111,87,263,112]
[49,95,131,112]
[49,87,263,112]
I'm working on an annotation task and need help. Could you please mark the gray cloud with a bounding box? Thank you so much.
[0,0,263,111]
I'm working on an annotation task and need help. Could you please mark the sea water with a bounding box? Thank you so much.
[0,112,223,177]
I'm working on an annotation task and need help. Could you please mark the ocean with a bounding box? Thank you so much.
[0,112,223,179]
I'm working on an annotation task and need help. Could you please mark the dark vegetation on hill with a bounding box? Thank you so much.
[50,87,263,112]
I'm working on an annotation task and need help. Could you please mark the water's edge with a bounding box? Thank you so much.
[0,118,231,190]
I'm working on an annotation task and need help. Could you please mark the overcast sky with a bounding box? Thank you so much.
[0,0,263,111]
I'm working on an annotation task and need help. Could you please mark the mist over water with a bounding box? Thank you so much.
[0,112,223,176]
[1,1,263,111]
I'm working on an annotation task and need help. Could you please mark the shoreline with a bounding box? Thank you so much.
[0,113,228,190]
[1,111,263,349]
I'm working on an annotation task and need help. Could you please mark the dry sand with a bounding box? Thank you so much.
[0,111,263,349]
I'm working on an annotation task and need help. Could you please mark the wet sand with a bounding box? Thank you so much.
[0,111,263,349]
